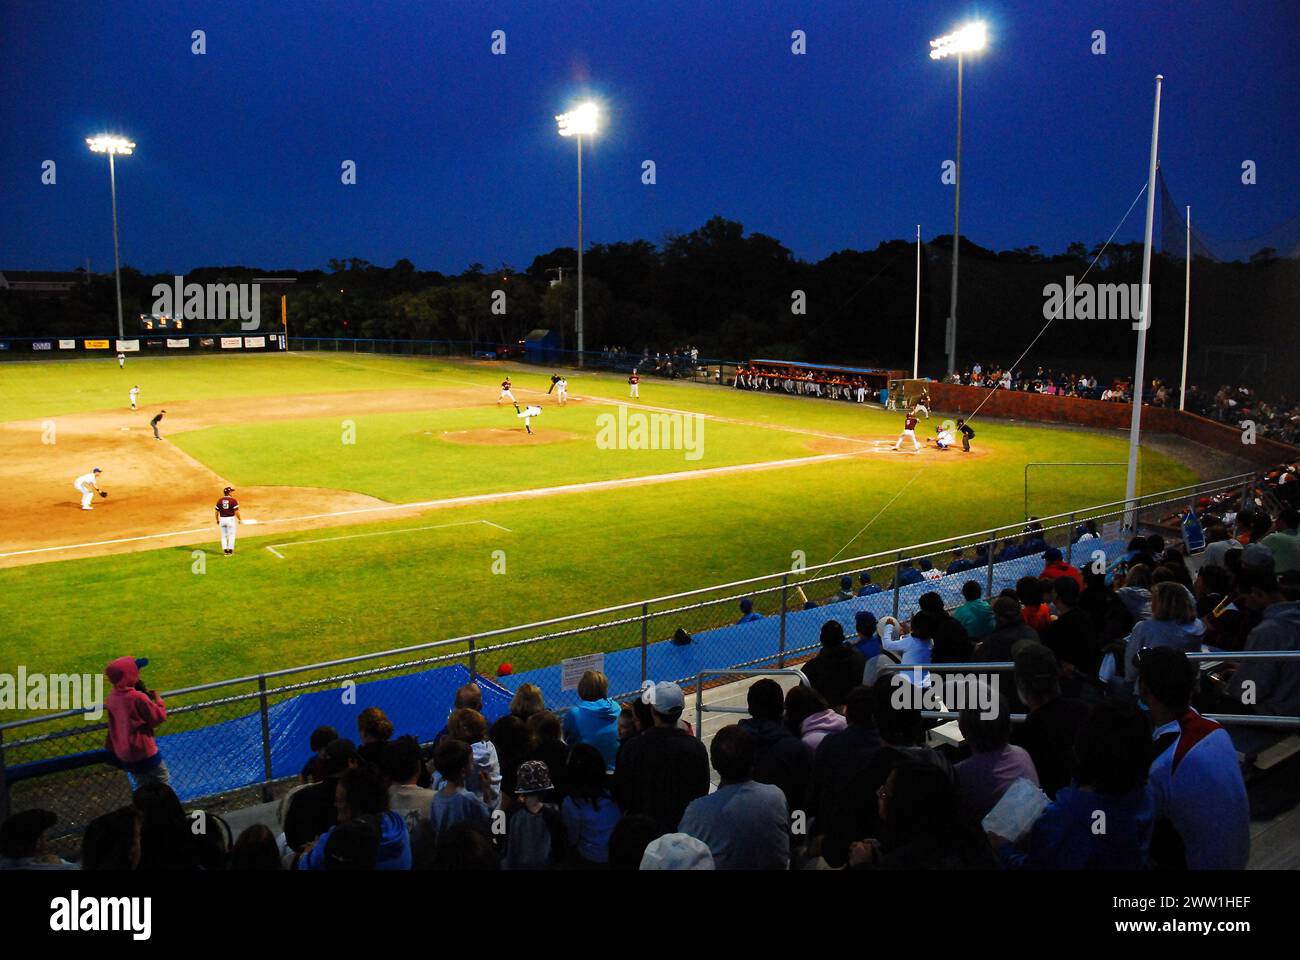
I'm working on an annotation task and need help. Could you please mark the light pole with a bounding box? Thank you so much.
[929,22,987,377]
[86,134,136,342]
[556,102,598,366]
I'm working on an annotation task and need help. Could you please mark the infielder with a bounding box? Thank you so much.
[892,413,920,451]
[150,410,166,440]
[556,376,568,405]
[215,486,241,556]
[629,371,640,398]
[129,385,139,410]
[75,467,104,510]
[514,402,542,434]
[498,377,516,406]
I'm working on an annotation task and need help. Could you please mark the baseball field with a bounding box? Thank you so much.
[0,352,1195,699]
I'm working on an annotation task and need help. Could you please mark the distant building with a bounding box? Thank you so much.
[0,270,91,294]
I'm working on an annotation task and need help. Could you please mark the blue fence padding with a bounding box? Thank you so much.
[497,539,1133,708]
[150,664,511,803]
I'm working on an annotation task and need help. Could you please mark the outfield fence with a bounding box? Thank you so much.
[0,469,1271,842]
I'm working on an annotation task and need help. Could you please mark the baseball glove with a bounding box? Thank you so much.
[99,491,108,498]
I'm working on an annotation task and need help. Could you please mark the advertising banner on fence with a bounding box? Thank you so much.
[220,337,242,349]
[84,339,109,349]
[59,339,76,349]
[145,339,163,348]
[33,341,52,350]
[243,335,266,348]
[115,339,140,352]
[166,338,190,348]
[199,337,215,347]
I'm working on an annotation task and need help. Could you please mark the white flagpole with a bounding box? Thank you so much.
[1123,75,1163,531]
[1179,205,1191,411]
[913,224,921,379]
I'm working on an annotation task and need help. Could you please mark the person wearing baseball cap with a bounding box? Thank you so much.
[639,832,714,870]
[502,760,564,869]
[612,681,709,833]
[103,655,169,789]
[0,809,77,870]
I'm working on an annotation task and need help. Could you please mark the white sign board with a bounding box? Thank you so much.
[244,336,266,348]
[561,653,605,692]
[58,339,76,349]
[115,339,140,352]
[166,338,190,348]
[220,337,243,349]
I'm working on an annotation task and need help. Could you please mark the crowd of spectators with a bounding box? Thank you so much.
[733,364,880,403]
[3,495,1298,872]
[598,345,700,379]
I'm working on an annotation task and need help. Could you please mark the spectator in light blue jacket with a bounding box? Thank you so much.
[563,670,621,770]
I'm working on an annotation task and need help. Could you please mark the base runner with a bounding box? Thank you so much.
[892,413,920,452]
[498,377,516,405]
[215,486,241,556]
[74,467,104,511]
[514,402,542,434]
[629,371,640,398]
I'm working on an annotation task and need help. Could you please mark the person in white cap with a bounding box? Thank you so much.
[612,680,710,832]
[74,468,103,510]
[128,385,139,410]
[639,832,714,870]
[513,402,542,435]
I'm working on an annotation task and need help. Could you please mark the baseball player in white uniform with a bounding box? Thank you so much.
[498,377,516,406]
[117,352,126,369]
[215,486,241,556]
[930,425,955,450]
[75,468,103,510]
[129,385,140,410]
[514,402,542,434]
[556,377,568,406]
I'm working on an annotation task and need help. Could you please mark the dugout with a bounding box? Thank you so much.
[522,328,561,365]
[747,359,904,394]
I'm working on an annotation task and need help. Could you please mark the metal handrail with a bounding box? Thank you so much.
[692,668,810,738]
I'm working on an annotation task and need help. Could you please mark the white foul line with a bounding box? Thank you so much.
[264,520,511,559]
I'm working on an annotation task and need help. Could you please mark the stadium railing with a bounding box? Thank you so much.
[0,469,1270,842]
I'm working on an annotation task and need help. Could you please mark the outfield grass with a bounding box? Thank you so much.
[0,353,1196,705]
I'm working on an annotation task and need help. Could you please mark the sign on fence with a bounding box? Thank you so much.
[84,339,109,349]
[115,339,140,352]
[220,337,242,349]
[32,341,52,350]
[561,653,606,692]
[59,339,76,349]
[166,338,190,348]
[244,335,266,348]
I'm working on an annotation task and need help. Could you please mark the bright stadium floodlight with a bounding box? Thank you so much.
[86,133,137,340]
[555,102,600,365]
[929,21,987,60]
[929,21,988,377]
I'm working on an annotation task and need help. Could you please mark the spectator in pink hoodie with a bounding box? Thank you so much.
[784,685,847,750]
[104,656,169,787]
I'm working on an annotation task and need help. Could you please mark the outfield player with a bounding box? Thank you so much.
[215,486,241,556]
[556,376,568,405]
[74,467,103,510]
[892,413,920,451]
[129,385,139,410]
[150,410,166,440]
[514,402,542,434]
[117,352,126,369]
[957,418,975,453]
[498,377,516,406]
[629,371,640,398]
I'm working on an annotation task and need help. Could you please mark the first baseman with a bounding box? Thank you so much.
[498,377,516,405]
[75,467,104,510]
[215,486,241,555]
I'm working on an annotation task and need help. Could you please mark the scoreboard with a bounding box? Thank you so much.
[139,314,183,332]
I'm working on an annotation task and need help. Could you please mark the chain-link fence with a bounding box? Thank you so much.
[0,469,1262,850]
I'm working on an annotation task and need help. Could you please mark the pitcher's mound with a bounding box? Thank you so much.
[442,428,578,446]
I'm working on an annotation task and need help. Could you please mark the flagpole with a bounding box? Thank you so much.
[913,225,921,379]
[1179,205,1191,411]
[1123,75,1163,531]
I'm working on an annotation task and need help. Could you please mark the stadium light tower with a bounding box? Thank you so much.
[86,134,136,341]
[929,21,987,377]
[555,102,598,366]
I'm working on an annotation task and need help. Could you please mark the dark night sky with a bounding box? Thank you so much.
[2,0,1297,275]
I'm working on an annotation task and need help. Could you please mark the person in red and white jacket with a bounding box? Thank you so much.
[1139,647,1249,869]
[104,656,170,787]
